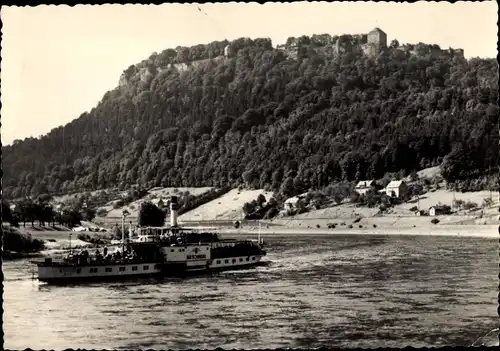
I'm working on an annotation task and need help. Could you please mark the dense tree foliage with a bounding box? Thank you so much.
[3,227,45,253]
[138,202,166,227]
[2,197,84,228]
[2,35,498,200]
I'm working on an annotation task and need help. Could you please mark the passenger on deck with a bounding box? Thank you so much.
[103,246,108,256]
[95,249,103,261]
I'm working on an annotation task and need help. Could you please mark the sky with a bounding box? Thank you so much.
[1,1,498,146]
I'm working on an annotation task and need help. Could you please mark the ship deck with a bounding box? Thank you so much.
[31,259,164,267]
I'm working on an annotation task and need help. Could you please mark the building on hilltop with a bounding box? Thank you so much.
[367,27,387,49]
[362,27,388,58]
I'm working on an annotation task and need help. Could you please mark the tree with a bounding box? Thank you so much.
[390,39,399,48]
[242,201,257,215]
[280,176,295,198]
[256,194,267,208]
[138,202,166,227]
[482,197,493,208]
[1,34,497,199]
[2,202,19,227]
[82,207,97,222]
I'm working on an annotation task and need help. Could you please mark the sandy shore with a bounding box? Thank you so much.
[219,224,499,239]
[18,221,499,243]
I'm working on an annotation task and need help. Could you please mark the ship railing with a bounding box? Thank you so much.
[57,256,163,266]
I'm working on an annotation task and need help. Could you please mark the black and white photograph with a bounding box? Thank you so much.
[1,1,498,349]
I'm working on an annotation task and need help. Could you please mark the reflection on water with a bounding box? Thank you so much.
[3,234,498,349]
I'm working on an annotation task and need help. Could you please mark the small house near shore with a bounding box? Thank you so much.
[429,205,450,216]
[355,180,375,195]
[382,180,408,198]
[283,193,308,212]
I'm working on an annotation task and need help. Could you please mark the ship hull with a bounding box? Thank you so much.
[37,272,163,285]
[34,254,267,284]
[162,254,267,277]
[33,261,163,284]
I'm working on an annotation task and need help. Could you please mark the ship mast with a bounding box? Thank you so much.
[258,220,261,245]
[121,210,129,253]
[121,215,125,252]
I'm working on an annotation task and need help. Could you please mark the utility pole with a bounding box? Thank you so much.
[68,233,72,255]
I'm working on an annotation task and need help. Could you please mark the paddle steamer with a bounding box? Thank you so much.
[31,196,267,284]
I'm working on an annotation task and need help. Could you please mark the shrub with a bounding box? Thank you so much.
[113,200,125,209]
[3,227,45,252]
[373,224,377,228]
[353,217,361,223]
[463,201,478,210]
[482,197,493,208]
[348,224,353,229]
[96,208,108,217]
[316,224,320,228]
[431,218,440,224]
[264,207,280,219]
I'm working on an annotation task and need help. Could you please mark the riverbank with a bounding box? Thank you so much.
[218,224,498,239]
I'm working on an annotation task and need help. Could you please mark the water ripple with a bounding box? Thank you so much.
[3,234,498,349]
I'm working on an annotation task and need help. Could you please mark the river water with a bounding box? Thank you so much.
[3,234,498,349]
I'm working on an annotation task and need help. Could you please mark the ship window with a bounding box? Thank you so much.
[239,258,243,262]
[144,265,149,270]
[232,259,236,263]
[171,249,175,252]
[225,259,229,264]
[216,260,221,264]
[132,266,138,271]
[59,269,62,273]
[252,257,255,261]
[90,268,97,273]
[76,268,81,274]
[105,267,112,272]
[246,257,249,261]
[119,267,126,272]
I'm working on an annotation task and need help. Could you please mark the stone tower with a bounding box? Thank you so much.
[367,27,387,51]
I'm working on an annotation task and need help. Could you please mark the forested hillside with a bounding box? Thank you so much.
[2,34,498,200]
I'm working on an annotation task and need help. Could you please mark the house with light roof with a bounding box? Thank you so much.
[381,180,408,198]
[355,180,375,195]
